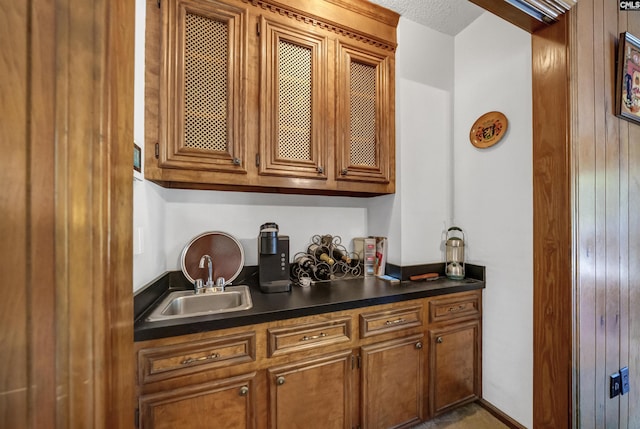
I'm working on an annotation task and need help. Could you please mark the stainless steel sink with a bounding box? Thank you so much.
[146,286,253,321]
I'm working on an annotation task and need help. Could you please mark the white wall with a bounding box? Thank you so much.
[454,13,533,428]
[162,190,367,269]
[133,0,167,288]
[368,18,454,266]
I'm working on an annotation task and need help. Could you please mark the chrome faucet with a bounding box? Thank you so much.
[199,254,214,288]
[198,254,226,292]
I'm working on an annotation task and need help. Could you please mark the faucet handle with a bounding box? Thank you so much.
[205,277,226,293]
[194,279,205,294]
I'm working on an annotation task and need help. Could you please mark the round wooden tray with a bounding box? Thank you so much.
[180,231,244,284]
[469,111,508,148]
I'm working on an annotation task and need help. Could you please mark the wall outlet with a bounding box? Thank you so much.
[620,366,630,395]
[610,372,621,398]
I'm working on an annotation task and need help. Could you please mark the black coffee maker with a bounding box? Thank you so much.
[258,222,291,293]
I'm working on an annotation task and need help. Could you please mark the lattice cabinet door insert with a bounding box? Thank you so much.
[336,42,392,184]
[259,16,328,180]
[158,0,247,173]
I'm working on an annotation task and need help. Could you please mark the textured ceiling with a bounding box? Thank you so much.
[369,0,484,36]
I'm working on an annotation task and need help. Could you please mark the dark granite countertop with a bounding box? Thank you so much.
[134,263,485,342]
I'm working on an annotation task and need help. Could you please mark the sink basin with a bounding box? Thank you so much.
[146,286,253,321]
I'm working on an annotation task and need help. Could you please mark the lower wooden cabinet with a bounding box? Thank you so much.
[428,319,481,416]
[360,334,425,429]
[267,351,352,429]
[138,372,257,429]
[135,290,482,429]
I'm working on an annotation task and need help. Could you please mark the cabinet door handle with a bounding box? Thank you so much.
[301,332,327,341]
[232,157,241,165]
[415,341,423,349]
[436,337,443,344]
[317,166,324,174]
[180,352,220,365]
[276,376,286,385]
[385,318,406,325]
[239,386,249,396]
[341,168,348,175]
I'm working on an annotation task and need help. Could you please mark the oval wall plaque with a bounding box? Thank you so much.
[469,111,508,148]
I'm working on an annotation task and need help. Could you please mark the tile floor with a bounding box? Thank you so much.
[410,402,509,429]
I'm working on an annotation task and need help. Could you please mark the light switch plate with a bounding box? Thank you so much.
[610,372,621,398]
[620,366,630,395]
[133,141,143,181]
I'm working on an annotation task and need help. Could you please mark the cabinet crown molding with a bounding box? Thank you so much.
[241,0,398,51]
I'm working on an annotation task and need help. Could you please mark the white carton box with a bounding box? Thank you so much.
[353,237,382,277]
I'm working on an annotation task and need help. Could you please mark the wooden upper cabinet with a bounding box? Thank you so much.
[157,0,248,173]
[336,42,393,185]
[145,0,398,195]
[258,15,328,180]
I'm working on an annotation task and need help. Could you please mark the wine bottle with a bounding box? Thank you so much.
[292,255,313,279]
[308,243,335,265]
[313,262,333,281]
[332,247,352,264]
[295,255,315,270]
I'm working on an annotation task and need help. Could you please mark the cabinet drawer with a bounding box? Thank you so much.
[138,332,256,384]
[429,293,481,324]
[359,304,423,338]
[267,317,352,357]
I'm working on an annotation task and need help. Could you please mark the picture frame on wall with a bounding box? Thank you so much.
[133,142,143,181]
[615,32,640,125]
[133,143,142,172]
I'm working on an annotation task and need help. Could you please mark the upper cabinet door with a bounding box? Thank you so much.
[158,0,248,173]
[146,0,398,195]
[259,16,329,180]
[336,43,392,184]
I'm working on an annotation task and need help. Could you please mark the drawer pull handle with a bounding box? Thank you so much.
[301,332,327,341]
[276,376,286,385]
[385,318,406,325]
[436,337,443,344]
[448,304,467,312]
[239,386,249,396]
[180,352,220,365]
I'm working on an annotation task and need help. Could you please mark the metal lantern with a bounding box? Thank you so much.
[445,226,465,280]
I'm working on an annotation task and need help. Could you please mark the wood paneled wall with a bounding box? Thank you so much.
[1,1,33,425]
[571,1,640,428]
[0,1,135,428]
[533,1,640,428]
